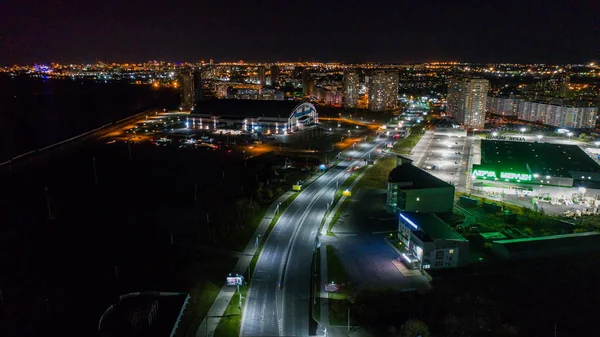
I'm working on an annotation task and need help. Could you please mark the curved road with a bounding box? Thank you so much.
[241,138,384,336]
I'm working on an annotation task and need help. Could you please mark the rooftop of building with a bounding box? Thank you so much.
[389,157,454,189]
[190,99,303,118]
[400,212,467,242]
[480,232,508,240]
[492,232,600,252]
[480,140,600,178]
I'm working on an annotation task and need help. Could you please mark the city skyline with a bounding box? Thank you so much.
[1,0,599,65]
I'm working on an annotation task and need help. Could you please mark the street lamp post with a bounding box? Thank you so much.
[92,157,98,184]
[44,187,53,220]
[127,140,132,160]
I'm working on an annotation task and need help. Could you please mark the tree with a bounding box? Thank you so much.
[265,188,274,200]
[579,133,592,142]
[496,323,519,336]
[400,319,430,337]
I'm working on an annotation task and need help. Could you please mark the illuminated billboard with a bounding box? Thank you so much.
[226,275,243,286]
[472,169,497,179]
[500,172,532,181]
[472,168,533,182]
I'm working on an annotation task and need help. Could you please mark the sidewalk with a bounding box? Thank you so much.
[321,163,371,236]
[316,160,374,332]
[318,243,329,332]
[196,191,294,337]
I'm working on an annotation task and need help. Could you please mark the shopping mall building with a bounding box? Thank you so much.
[387,156,469,270]
[470,140,600,198]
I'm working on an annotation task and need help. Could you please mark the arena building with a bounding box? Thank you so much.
[188,100,318,134]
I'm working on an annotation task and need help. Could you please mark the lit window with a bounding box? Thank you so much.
[416,197,420,201]
[449,249,454,254]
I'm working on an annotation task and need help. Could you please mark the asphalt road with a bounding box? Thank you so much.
[241,138,385,337]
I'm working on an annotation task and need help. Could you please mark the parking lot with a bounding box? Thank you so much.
[326,189,430,291]
[408,130,471,189]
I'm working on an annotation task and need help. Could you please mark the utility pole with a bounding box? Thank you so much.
[347,307,350,333]
[194,184,197,205]
[44,187,53,220]
[92,157,98,184]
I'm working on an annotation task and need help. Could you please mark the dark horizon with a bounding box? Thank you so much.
[1,0,599,66]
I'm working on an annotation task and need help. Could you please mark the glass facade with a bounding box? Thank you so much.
[387,183,398,210]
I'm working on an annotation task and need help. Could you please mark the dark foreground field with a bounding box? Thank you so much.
[0,138,316,337]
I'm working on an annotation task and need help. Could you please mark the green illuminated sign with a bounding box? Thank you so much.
[472,169,533,182]
[500,172,532,181]
[472,169,496,179]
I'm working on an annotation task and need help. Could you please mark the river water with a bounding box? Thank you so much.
[0,75,180,162]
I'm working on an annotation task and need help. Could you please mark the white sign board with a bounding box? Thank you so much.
[227,276,243,286]
[324,283,341,292]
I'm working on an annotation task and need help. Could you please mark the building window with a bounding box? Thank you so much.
[416,197,420,201]
[423,264,430,269]
[435,250,444,260]
[399,192,407,209]
[449,249,454,254]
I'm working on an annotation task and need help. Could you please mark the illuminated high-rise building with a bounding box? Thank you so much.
[545,74,569,98]
[342,70,360,108]
[257,65,266,87]
[270,65,279,86]
[302,68,314,96]
[193,70,203,106]
[179,71,194,111]
[368,70,398,111]
[447,78,489,129]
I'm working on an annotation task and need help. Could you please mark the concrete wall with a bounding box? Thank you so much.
[420,239,469,269]
[492,237,600,260]
[402,187,455,213]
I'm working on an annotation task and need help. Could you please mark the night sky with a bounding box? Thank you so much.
[1,0,599,65]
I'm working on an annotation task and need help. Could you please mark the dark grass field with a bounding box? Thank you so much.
[0,138,295,337]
